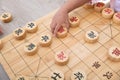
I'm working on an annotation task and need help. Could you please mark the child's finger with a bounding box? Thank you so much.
[50,22,57,34]
[66,20,70,31]
[53,24,61,36]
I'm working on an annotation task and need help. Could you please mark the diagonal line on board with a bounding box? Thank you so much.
[36,52,53,77]
[35,57,41,76]
[9,40,36,76]
[0,52,16,77]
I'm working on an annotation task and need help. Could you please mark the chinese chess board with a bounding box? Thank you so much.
[0,6,120,80]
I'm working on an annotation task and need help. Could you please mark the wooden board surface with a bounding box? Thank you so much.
[0,5,120,80]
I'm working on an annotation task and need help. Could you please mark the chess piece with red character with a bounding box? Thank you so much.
[113,12,120,24]
[102,8,114,19]
[69,16,80,28]
[108,46,120,61]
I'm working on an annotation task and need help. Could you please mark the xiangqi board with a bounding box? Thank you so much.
[0,6,120,80]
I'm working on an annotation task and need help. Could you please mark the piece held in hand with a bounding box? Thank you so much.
[108,46,120,61]
[57,26,68,38]
[39,34,52,47]
[25,21,38,33]
[13,28,26,40]
[24,42,38,56]
[50,70,64,80]
[0,12,12,23]
[102,8,114,19]
[94,2,105,12]
[71,70,86,80]
[85,30,99,43]
[55,51,69,66]
[69,16,80,28]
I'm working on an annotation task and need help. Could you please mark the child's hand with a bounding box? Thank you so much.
[50,9,70,36]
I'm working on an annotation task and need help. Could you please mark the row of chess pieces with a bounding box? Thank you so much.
[84,2,120,24]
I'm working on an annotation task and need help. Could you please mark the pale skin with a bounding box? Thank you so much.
[50,0,90,36]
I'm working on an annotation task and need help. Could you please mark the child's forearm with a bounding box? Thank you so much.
[59,0,90,13]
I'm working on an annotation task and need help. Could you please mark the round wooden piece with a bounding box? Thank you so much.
[55,51,69,66]
[69,16,80,28]
[25,21,38,33]
[108,46,120,61]
[39,34,52,47]
[71,70,86,80]
[50,70,64,80]
[113,12,120,24]
[102,8,114,19]
[85,30,99,43]
[0,12,12,23]
[13,28,26,40]
[24,42,38,56]
[57,27,67,38]
[94,2,105,12]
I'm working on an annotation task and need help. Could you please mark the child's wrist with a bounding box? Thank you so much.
[58,7,69,14]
